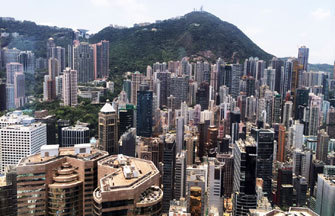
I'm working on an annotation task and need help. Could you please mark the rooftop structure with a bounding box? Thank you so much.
[249,207,319,216]
[93,154,162,216]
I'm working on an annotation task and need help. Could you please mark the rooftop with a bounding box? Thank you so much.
[100,102,115,113]
[18,145,108,166]
[97,154,159,192]
[250,207,319,216]
[1,122,44,131]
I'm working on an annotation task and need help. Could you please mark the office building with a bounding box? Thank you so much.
[233,138,257,216]
[251,128,274,198]
[93,154,162,216]
[298,46,309,71]
[73,42,94,83]
[162,134,176,213]
[136,84,153,137]
[283,101,293,129]
[196,82,210,111]
[0,120,46,173]
[98,101,119,155]
[276,166,293,207]
[62,68,78,106]
[16,144,108,216]
[119,128,136,157]
[175,150,187,199]
[207,157,224,215]
[61,124,90,147]
[118,104,135,137]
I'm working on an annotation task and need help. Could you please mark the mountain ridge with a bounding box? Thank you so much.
[90,11,273,72]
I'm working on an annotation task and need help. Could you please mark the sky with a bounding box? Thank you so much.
[0,0,334,64]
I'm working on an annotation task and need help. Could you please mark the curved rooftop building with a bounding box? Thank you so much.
[93,154,162,216]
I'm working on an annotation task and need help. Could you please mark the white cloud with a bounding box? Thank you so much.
[311,8,331,20]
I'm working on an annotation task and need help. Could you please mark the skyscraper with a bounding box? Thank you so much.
[51,46,66,72]
[277,125,286,162]
[13,71,25,108]
[175,150,187,199]
[298,46,309,71]
[92,40,109,79]
[155,70,171,107]
[231,64,242,98]
[6,62,23,84]
[130,71,144,105]
[162,134,176,213]
[98,101,119,155]
[251,128,274,198]
[208,157,224,215]
[18,51,35,74]
[316,129,329,163]
[283,101,293,129]
[316,166,335,216]
[196,82,209,111]
[136,84,153,137]
[62,68,78,106]
[46,37,55,59]
[73,42,94,83]
[309,101,320,136]
[233,138,257,216]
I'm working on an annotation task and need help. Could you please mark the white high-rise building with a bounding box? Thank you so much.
[289,121,304,149]
[62,68,78,106]
[0,119,46,173]
[208,157,224,215]
[316,166,335,216]
[174,150,187,199]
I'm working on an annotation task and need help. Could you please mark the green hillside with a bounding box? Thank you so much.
[90,11,273,73]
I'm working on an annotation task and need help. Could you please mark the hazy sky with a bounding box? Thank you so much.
[1,0,334,64]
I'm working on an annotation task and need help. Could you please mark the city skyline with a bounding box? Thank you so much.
[0,0,334,64]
